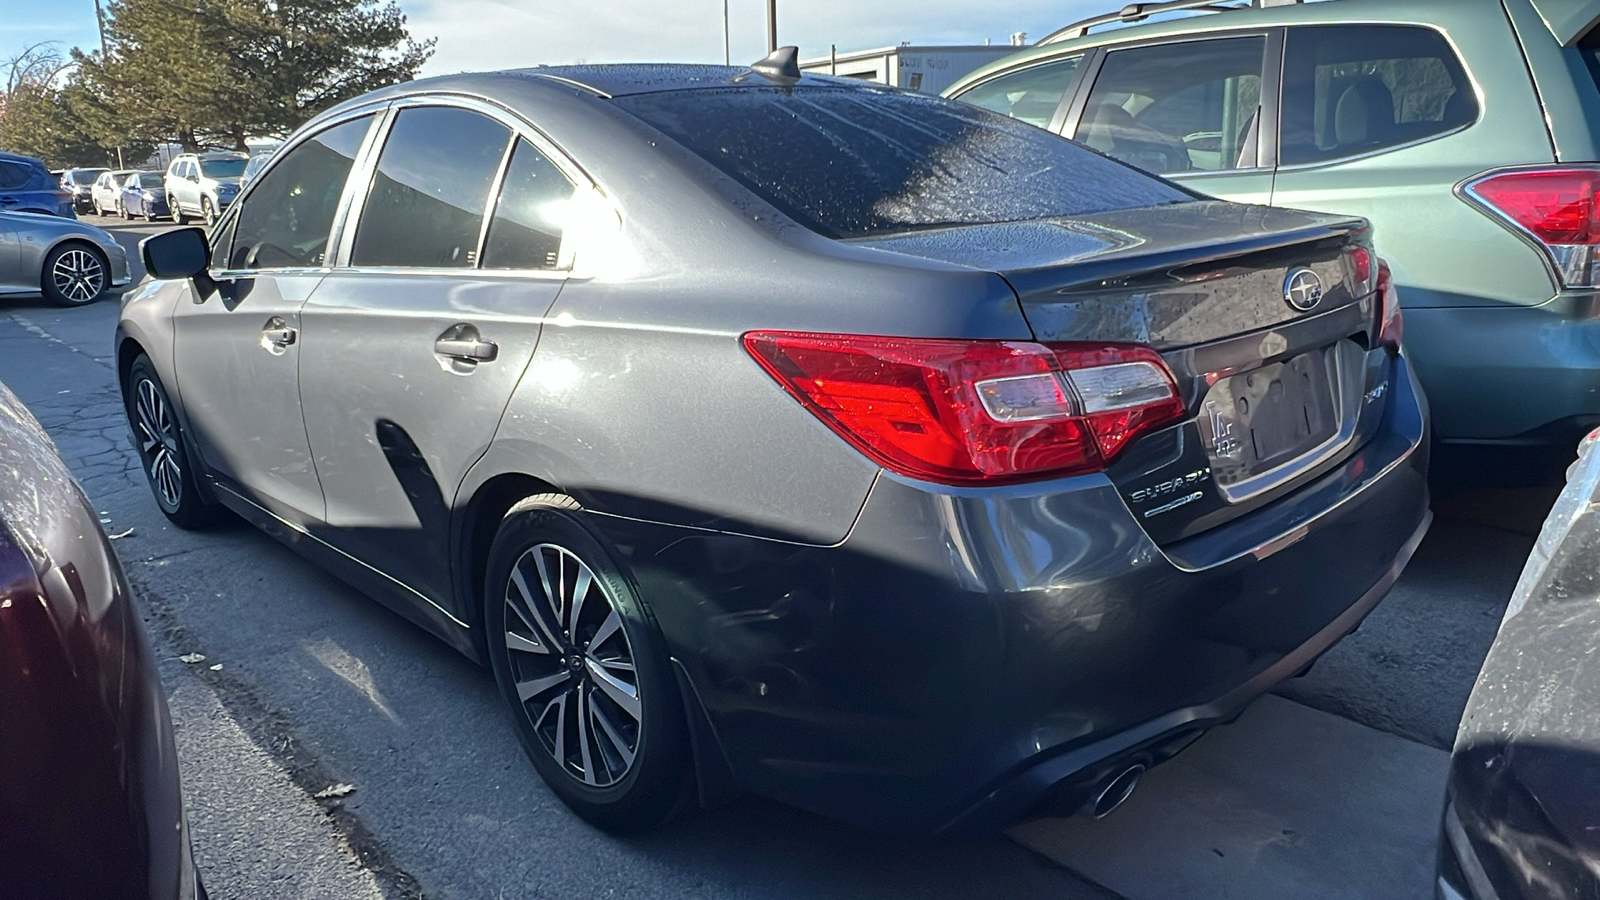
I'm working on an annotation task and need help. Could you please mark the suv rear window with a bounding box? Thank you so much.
[1280,25,1476,166]
[613,86,1189,239]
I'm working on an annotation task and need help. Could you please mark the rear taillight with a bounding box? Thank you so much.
[1346,245,1376,296]
[1462,167,1600,288]
[743,332,1186,485]
[1375,259,1402,349]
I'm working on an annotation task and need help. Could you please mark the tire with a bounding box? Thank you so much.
[117,203,127,219]
[40,243,109,306]
[125,355,221,529]
[201,197,216,228]
[172,203,188,225]
[485,494,692,832]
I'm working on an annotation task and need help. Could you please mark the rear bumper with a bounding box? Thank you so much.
[1406,297,1600,443]
[594,354,1430,833]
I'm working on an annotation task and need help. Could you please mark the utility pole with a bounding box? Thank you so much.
[92,0,125,168]
[723,0,730,65]
[766,0,776,54]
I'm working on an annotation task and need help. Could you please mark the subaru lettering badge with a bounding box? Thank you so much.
[1283,268,1324,312]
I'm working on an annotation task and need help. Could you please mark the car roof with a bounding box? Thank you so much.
[951,0,1513,92]
[0,150,45,167]
[507,63,869,98]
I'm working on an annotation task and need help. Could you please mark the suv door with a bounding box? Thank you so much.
[297,102,574,615]
[1066,33,1276,203]
[174,113,378,524]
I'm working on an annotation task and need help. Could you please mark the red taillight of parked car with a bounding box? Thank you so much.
[743,332,1186,485]
[1376,260,1402,349]
[1464,167,1600,288]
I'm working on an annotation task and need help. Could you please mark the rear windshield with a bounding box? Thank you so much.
[612,85,1190,239]
[199,157,247,178]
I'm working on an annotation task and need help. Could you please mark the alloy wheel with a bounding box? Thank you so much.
[134,377,183,509]
[50,248,105,304]
[503,543,642,788]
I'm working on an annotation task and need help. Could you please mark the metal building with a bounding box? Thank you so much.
[799,44,1023,95]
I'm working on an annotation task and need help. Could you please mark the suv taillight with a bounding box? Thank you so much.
[743,332,1186,485]
[1462,167,1600,288]
[1376,259,1402,349]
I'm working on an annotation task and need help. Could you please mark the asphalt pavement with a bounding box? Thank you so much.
[0,215,1549,899]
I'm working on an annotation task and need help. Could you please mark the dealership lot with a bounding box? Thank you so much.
[0,217,1542,899]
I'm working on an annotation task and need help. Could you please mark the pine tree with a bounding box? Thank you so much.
[74,0,433,151]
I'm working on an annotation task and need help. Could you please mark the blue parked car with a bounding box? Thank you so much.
[119,171,169,220]
[0,152,73,217]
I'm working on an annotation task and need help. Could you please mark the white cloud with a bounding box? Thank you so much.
[408,0,1103,75]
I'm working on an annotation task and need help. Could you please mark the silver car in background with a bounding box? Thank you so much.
[0,212,131,305]
[163,152,246,227]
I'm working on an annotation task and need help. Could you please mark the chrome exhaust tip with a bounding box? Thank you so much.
[1083,763,1145,819]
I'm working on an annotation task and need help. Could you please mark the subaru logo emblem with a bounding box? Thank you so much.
[1283,268,1324,312]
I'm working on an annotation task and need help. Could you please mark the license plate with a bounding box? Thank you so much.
[1198,347,1340,493]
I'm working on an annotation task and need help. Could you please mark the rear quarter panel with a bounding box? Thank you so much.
[451,76,1033,545]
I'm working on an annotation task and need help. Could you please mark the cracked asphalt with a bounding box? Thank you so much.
[0,217,1546,899]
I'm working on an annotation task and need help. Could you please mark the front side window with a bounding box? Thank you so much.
[227,114,373,270]
[1280,25,1477,166]
[351,106,513,268]
[614,86,1189,239]
[1073,36,1265,175]
[953,56,1084,129]
[482,138,576,270]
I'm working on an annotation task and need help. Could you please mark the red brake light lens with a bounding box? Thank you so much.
[1465,167,1600,288]
[1470,169,1600,244]
[1375,259,1402,349]
[743,332,1186,485]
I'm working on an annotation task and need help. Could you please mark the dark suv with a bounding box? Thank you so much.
[0,152,73,218]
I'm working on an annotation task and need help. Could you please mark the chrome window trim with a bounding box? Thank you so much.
[332,92,596,274]
[1272,121,1474,172]
[320,265,572,282]
[473,136,520,266]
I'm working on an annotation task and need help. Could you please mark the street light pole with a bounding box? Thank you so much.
[723,0,730,65]
[92,0,126,169]
[766,0,776,54]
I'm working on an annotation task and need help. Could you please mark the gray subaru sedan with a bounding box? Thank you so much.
[117,57,1429,835]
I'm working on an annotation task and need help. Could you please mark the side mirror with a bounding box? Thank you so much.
[188,174,200,183]
[141,227,216,299]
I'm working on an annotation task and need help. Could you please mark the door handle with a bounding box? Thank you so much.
[434,324,497,362]
[260,317,297,353]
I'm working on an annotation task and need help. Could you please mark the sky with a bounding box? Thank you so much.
[0,0,1108,77]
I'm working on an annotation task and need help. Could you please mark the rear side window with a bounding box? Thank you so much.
[1280,25,1476,166]
[228,114,373,269]
[1072,36,1266,175]
[351,106,512,268]
[613,86,1188,239]
[482,138,576,270]
[0,162,30,191]
[953,56,1083,129]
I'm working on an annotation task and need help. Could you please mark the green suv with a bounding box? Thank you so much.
[947,0,1600,451]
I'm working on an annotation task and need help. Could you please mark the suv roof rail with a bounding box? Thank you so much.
[1038,0,1300,45]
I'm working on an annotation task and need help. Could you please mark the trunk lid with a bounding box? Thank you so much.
[854,200,1389,545]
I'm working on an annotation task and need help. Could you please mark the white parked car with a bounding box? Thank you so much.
[90,170,136,217]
